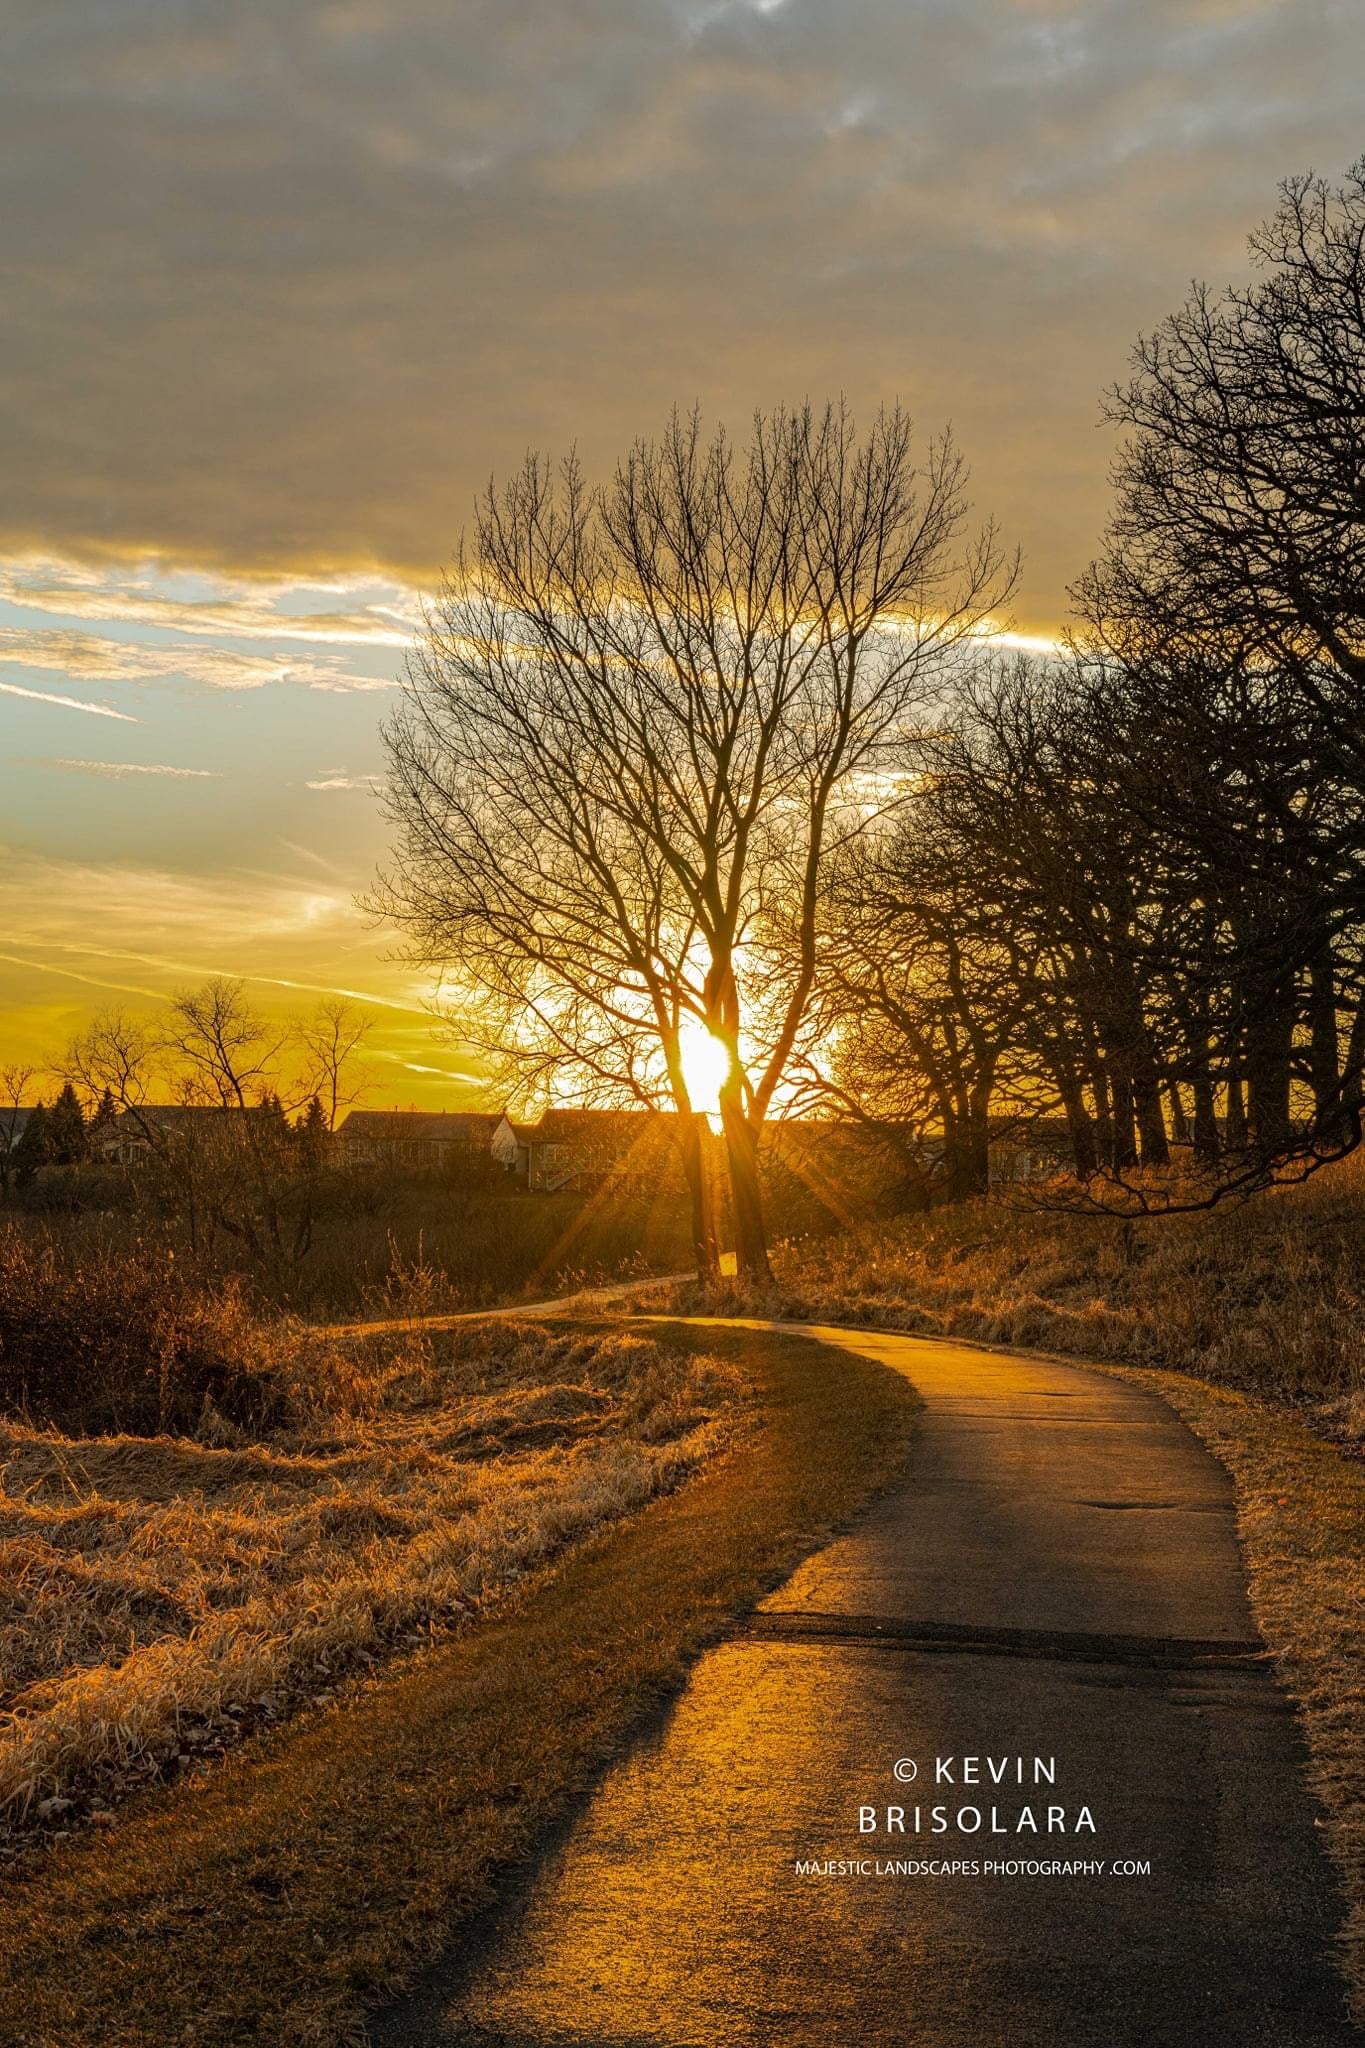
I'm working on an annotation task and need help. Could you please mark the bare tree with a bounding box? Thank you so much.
[1080,162,1365,847]
[377,402,1014,1282]
[65,986,318,1277]
[164,978,291,1111]
[296,996,373,1131]
[817,806,1045,1201]
[65,1012,160,1125]
[0,1063,37,1199]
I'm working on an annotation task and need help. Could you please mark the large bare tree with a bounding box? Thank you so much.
[377,403,1013,1282]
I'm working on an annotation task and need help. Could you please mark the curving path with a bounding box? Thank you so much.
[371,1322,1358,2047]
[322,1265,716,1340]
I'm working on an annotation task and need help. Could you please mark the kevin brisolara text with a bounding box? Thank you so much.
[793,1858,1151,1879]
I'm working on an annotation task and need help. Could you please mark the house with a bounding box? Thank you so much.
[100,1105,213,1166]
[99,1104,279,1166]
[492,1107,683,1193]
[490,1116,542,1181]
[333,1108,501,1172]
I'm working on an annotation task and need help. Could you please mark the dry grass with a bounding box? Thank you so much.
[3,1178,701,1320]
[674,1151,1365,1438]
[0,1320,917,2048]
[0,1319,741,1850]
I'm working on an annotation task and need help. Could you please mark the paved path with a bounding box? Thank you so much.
[372,1322,1357,2048]
[322,1265,712,1339]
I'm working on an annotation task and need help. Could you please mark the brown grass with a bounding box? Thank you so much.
[0,1319,742,1850]
[2,1176,702,1319]
[0,1226,302,1434]
[0,1320,918,2048]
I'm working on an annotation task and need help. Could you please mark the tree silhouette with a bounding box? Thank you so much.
[12,1102,50,1189]
[298,997,372,1132]
[0,1065,37,1198]
[377,403,1013,1281]
[46,1081,89,1166]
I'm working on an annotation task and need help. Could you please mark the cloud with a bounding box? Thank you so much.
[0,563,413,651]
[0,620,394,693]
[0,849,423,1018]
[0,679,138,721]
[41,758,220,779]
[3,4,1362,624]
[305,774,384,791]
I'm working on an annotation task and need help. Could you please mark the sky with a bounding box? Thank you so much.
[3,0,1363,1104]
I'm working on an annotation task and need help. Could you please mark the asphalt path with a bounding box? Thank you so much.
[323,1266,711,1339]
[371,1321,1357,2047]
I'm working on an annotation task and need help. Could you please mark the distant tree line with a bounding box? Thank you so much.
[1,986,372,1286]
[381,162,1365,1279]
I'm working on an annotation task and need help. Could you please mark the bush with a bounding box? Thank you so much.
[0,1228,294,1434]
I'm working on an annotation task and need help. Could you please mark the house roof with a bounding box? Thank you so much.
[335,1109,500,1141]
[524,1106,671,1145]
[501,1119,542,1144]
[114,1104,262,1126]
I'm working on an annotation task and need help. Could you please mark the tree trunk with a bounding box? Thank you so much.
[1109,1069,1139,1168]
[1245,985,1293,1152]
[1166,1081,1190,1147]
[1059,1078,1097,1179]
[678,1111,720,1289]
[1342,995,1365,1119]
[719,1084,771,1284]
[965,1083,993,1197]
[1224,1069,1247,1150]
[1308,942,1345,1138]
[1191,1074,1219,1165]
[942,1103,985,1202]
[1090,1062,1116,1169]
[1134,1066,1170,1168]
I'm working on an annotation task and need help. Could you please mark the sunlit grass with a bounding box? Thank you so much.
[0,1319,742,1845]
[0,1320,917,2048]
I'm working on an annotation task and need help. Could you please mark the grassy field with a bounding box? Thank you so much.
[0,1319,918,2047]
[0,1316,742,1854]
[3,1175,700,1320]
[3,1132,883,1320]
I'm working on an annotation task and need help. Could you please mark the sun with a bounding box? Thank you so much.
[677,1015,732,1116]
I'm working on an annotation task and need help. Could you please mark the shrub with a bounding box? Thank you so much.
[0,1228,292,1434]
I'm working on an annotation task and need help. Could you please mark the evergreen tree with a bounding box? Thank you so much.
[89,1085,119,1146]
[257,1088,288,1127]
[296,1093,330,1170]
[47,1081,89,1166]
[12,1101,51,1187]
